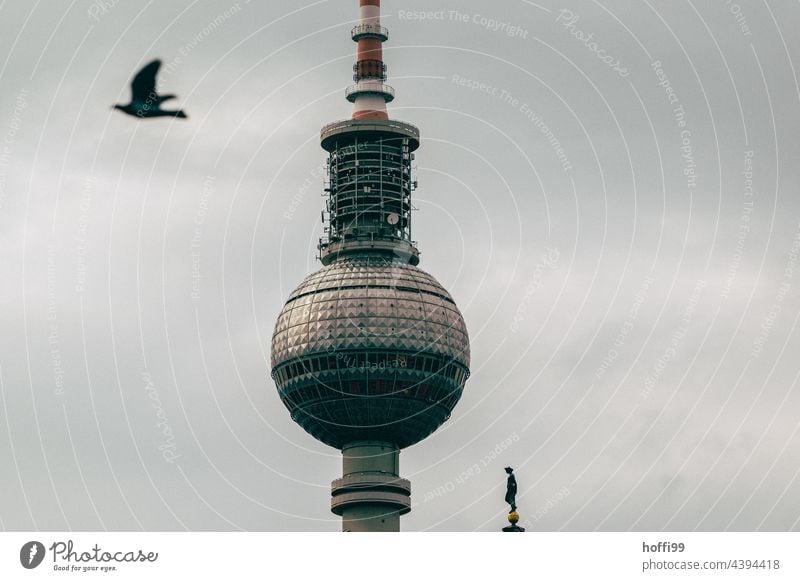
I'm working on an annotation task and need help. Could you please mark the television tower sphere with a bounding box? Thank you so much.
[271,254,470,450]
[270,0,470,531]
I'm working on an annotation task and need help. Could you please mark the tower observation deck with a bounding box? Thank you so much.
[270,0,470,532]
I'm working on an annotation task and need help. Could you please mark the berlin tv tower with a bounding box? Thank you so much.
[271,0,471,531]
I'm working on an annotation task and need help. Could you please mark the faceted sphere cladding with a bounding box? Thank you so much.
[271,255,470,450]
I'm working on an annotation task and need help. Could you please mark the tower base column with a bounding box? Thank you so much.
[331,441,411,532]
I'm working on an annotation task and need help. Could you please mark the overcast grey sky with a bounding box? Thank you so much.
[1,0,799,532]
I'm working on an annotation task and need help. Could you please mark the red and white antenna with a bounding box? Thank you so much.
[347,0,394,120]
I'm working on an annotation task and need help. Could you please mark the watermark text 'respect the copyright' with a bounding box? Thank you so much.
[398,10,529,39]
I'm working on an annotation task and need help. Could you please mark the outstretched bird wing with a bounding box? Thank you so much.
[130,59,161,103]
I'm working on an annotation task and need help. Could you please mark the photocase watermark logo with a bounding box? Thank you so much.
[19,541,46,569]
[510,247,560,333]
[19,540,159,573]
[556,9,629,77]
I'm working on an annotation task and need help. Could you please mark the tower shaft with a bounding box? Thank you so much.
[331,441,410,532]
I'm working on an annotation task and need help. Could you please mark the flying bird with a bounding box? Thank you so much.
[113,59,187,119]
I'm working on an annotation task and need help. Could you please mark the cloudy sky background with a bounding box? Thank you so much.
[1,0,799,531]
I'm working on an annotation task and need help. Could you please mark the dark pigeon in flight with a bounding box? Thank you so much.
[113,59,187,119]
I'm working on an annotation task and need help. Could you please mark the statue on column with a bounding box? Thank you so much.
[502,466,524,532]
[504,466,517,512]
